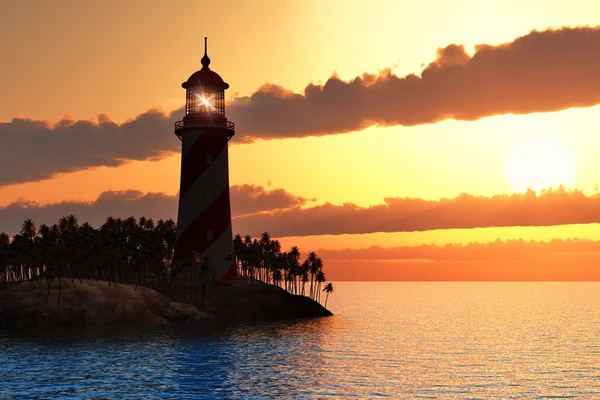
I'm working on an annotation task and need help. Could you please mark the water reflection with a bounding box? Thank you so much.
[2,283,600,398]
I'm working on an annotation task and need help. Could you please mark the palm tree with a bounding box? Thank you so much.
[272,268,283,287]
[315,270,326,302]
[233,234,244,275]
[21,219,36,242]
[267,238,281,284]
[301,261,309,296]
[288,246,300,294]
[67,214,79,231]
[3,217,332,307]
[322,282,334,308]
[19,219,36,282]
[259,232,271,282]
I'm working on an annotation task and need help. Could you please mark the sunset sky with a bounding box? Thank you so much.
[3,0,600,280]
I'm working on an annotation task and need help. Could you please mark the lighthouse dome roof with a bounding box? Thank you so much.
[182,68,229,90]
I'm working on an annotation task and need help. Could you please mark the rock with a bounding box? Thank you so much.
[0,280,213,329]
[0,279,332,329]
[204,282,333,323]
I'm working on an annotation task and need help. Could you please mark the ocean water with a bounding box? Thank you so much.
[2,282,600,399]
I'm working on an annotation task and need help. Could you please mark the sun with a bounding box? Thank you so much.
[505,136,575,193]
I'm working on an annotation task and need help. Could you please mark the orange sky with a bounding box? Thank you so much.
[3,1,600,279]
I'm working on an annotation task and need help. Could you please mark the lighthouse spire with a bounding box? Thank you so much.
[201,37,211,69]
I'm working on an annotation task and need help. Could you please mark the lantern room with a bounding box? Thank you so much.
[182,37,229,117]
[175,37,235,141]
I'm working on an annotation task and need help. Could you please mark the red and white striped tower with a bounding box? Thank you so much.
[172,38,237,285]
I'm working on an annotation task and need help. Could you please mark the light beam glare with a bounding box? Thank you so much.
[193,90,215,110]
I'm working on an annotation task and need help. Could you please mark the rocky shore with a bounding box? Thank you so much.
[0,279,332,329]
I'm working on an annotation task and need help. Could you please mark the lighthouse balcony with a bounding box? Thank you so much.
[174,118,235,141]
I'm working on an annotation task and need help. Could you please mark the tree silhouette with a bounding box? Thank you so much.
[323,283,334,308]
[0,219,331,307]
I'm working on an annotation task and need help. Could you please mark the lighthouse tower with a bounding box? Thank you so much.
[172,38,237,285]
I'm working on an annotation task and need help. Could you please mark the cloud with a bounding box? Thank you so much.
[321,239,600,281]
[324,256,600,281]
[0,184,309,236]
[5,185,600,239]
[317,238,600,262]
[3,26,600,186]
[232,187,600,237]
[0,109,182,187]
[228,26,600,140]
[230,184,313,216]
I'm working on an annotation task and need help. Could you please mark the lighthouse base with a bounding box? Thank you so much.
[216,262,239,286]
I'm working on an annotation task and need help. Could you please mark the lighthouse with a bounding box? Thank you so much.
[172,38,237,286]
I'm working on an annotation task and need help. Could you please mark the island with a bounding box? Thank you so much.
[0,217,334,330]
[0,279,332,329]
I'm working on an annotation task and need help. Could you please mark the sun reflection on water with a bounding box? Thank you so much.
[2,282,600,398]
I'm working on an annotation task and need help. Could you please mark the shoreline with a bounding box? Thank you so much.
[0,279,332,331]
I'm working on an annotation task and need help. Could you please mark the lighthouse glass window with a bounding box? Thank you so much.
[186,87,225,116]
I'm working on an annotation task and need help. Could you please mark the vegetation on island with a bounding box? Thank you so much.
[0,216,333,307]
[233,232,329,302]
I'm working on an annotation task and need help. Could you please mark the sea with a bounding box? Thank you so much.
[1,282,600,399]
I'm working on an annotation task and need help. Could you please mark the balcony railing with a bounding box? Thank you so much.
[174,118,235,141]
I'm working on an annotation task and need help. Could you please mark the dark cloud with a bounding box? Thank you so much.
[0,109,182,187]
[229,26,600,140]
[3,26,600,186]
[230,184,313,216]
[0,191,176,237]
[232,187,600,237]
[5,185,600,239]
[0,184,308,236]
